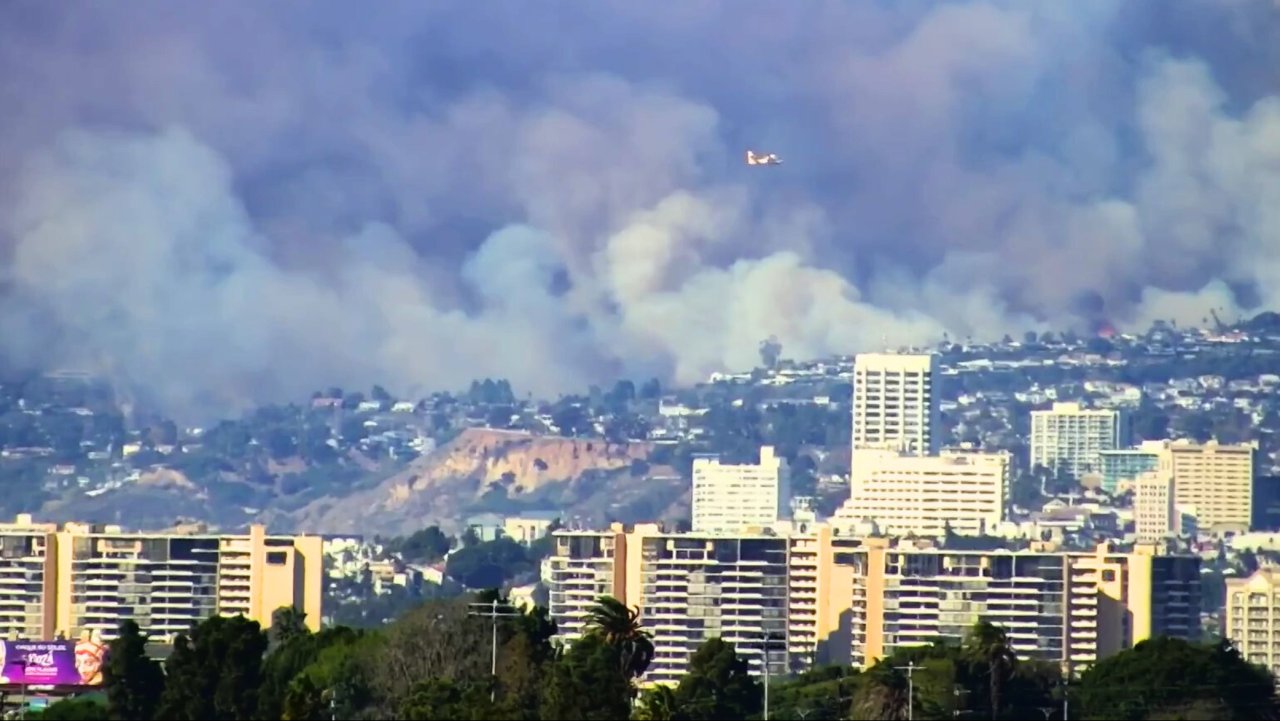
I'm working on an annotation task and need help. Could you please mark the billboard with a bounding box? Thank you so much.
[0,637,107,687]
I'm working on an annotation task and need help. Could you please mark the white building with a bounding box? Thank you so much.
[1030,402,1129,481]
[852,353,939,458]
[1134,471,1176,543]
[691,446,790,533]
[833,449,1008,537]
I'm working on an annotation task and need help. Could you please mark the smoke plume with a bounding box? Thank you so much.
[2,1,1279,418]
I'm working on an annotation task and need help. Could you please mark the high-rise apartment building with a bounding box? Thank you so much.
[546,526,1199,683]
[852,353,939,457]
[1225,568,1280,677]
[1134,471,1176,543]
[0,517,323,642]
[691,446,789,533]
[0,515,58,640]
[1105,439,1255,533]
[1030,402,1129,480]
[1164,439,1254,532]
[833,449,1008,537]
[849,539,1201,676]
[546,522,860,685]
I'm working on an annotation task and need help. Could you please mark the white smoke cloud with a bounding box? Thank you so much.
[2,1,1280,418]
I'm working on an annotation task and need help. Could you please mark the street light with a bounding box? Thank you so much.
[467,599,521,704]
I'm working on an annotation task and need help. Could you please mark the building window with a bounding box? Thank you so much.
[266,551,288,565]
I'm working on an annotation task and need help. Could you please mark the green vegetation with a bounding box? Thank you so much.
[27,608,1278,721]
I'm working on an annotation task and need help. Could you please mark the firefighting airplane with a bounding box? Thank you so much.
[745,149,782,166]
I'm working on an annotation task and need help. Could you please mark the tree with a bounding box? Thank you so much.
[268,607,310,654]
[759,336,783,369]
[340,415,368,442]
[104,619,165,721]
[371,384,393,402]
[634,685,678,721]
[399,525,453,563]
[584,596,655,684]
[155,615,268,721]
[401,678,495,720]
[1076,637,1277,720]
[35,697,109,720]
[671,638,762,720]
[852,664,913,721]
[551,404,591,437]
[640,378,662,400]
[445,537,534,589]
[539,634,632,720]
[963,621,1018,720]
[367,600,490,715]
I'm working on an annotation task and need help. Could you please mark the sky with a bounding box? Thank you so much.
[2,0,1280,419]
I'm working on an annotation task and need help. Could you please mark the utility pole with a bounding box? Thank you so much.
[468,599,521,704]
[1056,666,1070,721]
[894,662,921,721]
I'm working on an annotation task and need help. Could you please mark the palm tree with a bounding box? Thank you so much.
[585,595,655,682]
[850,664,912,721]
[964,621,1019,720]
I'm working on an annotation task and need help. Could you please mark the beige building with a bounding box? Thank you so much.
[546,522,858,685]
[546,526,1199,682]
[852,353,939,457]
[1164,439,1254,532]
[0,515,58,640]
[0,516,322,641]
[1030,402,1129,480]
[1225,568,1280,677]
[849,539,1200,676]
[691,446,790,533]
[834,449,1008,537]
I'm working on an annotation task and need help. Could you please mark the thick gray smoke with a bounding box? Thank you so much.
[2,1,1279,419]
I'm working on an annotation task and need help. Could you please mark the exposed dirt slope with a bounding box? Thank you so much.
[289,428,654,535]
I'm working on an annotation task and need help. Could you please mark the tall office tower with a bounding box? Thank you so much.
[1226,568,1280,677]
[0,515,58,639]
[546,522,862,685]
[848,539,1201,676]
[691,446,790,533]
[1029,402,1129,481]
[0,520,328,642]
[833,449,1008,537]
[852,353,939,457]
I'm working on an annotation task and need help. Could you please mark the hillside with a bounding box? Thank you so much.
[284,428,674,536]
